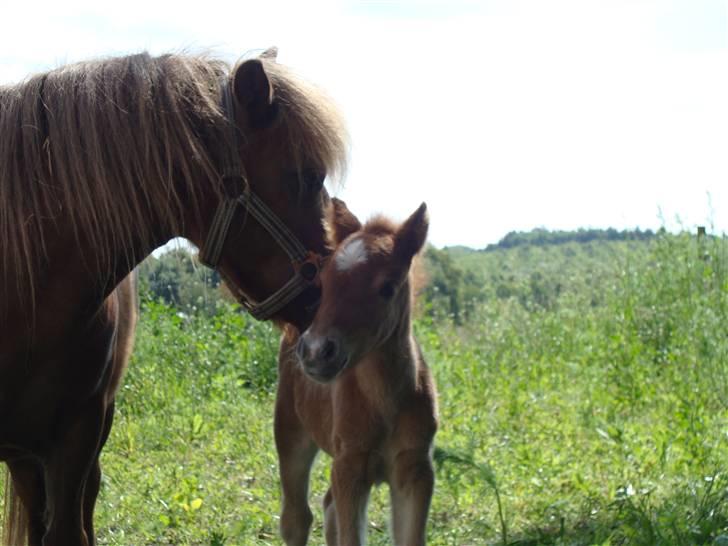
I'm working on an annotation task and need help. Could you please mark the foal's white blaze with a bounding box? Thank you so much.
[335,237,368,271]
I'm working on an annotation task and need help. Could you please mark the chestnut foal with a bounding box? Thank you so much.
[275,200,438,546]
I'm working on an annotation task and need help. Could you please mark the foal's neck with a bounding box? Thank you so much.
[361,294,418,386]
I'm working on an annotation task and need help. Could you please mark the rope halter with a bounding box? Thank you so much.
[198,77,325,321]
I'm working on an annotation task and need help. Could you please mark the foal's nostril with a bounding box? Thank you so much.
[321,339,338,362]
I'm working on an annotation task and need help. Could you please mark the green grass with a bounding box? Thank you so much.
[2,232,728,545]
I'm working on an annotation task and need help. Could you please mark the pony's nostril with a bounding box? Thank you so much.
[321,339,338,362]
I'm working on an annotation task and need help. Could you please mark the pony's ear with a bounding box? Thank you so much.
[259,47,278,60]
[394,203,429,264]
[233,59,276,129]
[326,198,362,247]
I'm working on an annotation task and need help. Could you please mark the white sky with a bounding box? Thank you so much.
[1,0,726,248]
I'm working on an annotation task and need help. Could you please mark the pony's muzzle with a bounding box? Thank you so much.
[297,332,345,383]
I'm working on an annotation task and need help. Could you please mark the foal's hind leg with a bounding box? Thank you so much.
[7,458,47,546]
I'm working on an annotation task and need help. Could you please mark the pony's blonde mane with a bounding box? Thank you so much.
[255,59,348,184]
[0,52,348,302]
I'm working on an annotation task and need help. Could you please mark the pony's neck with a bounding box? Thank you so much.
[1,190,180,348]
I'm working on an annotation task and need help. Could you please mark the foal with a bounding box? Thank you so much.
[275,200,438,546]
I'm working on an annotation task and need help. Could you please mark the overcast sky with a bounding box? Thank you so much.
[1,0,726,248]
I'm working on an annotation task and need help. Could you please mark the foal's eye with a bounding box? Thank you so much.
[379,281,395,300]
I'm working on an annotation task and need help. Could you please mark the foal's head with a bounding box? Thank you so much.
[297,200,428,382]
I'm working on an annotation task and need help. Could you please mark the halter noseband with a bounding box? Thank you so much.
[198,78,324,321]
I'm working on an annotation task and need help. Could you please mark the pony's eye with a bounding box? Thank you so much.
[302,169,325,192]
[379,281,395,300]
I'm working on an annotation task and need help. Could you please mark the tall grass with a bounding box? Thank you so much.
[421,231,728,544]
[1,232,726,545]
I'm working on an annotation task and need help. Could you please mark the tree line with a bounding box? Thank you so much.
[139,228,662,324]
[138,246,481,323]
[484,227,657,251]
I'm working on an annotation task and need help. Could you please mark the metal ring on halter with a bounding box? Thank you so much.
[224,252,325,321]
[198,76,326,321]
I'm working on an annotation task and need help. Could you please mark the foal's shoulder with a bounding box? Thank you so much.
[412,337,432,377]
[411,337,438,415]
[278,326,301,373]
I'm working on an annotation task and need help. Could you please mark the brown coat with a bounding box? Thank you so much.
[274,201,438,546]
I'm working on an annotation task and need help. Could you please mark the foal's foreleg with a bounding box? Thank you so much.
[331,453,371,546]
[275,400,318,546]
[389,450,435,546]
[277,439,318,546]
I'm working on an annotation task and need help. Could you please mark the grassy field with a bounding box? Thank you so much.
[3,231,728,545]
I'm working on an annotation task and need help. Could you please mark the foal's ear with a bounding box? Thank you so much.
[326,198,362,247]
[394,202,429,264]
[233,59,276,129]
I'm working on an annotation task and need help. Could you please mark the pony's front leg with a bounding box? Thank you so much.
[389,450,435,546]
[331,453,371,546]
[82,403,116,546]
[6,458,47,546]
[42,396,106,546]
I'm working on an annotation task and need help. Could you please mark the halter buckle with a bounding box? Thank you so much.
[294,252,324,285]
[221,174,247,197]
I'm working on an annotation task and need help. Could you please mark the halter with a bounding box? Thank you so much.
[198,78,324,321]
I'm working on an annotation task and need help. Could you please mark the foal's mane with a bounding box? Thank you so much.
[0,52,348,302]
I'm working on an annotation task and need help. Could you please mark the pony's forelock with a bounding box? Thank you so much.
[249,57,349,188]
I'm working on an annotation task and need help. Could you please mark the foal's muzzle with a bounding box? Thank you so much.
[297,332,348,383]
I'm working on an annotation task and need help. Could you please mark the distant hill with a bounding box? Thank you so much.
[424,228,662,323]
[482,227,658,252]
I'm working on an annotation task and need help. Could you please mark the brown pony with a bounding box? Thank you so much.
[275,200,438,546]
[0,48,347,546]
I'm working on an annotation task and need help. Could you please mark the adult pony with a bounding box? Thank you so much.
[0,48,347,545]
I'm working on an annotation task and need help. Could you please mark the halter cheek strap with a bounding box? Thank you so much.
[198,77,324,321]
[197,78,249,268]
